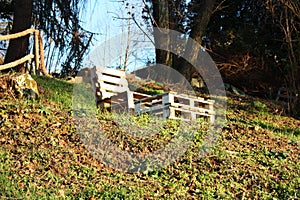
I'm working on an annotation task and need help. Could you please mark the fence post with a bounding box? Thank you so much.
[34,30,39,73]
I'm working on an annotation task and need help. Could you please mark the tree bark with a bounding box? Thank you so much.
[4,0,33,73]
[151,0,216,83]
[152,0,172,66]
[175,0,216,82]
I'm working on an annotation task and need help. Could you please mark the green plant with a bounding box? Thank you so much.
[0,76,299,199]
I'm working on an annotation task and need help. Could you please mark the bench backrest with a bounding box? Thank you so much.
[90,66,129,100]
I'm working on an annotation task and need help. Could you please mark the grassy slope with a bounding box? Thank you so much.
[0,75,299,199]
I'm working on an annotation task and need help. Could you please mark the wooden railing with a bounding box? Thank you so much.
[0,28,50,76]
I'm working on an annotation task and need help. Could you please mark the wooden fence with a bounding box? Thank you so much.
[0,28,49,76]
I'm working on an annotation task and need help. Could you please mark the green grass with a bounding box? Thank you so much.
[0,75,299,199]
[33,75,74,110]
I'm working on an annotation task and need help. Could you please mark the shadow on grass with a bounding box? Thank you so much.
[254,120,300,137]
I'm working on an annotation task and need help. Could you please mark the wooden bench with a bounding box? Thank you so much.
[90,66,150,111]
[90,66,215,123]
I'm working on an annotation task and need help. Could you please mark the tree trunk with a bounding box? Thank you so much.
[4,0,33,73]
[175,0,216,82]
[152,0,172,66]
[151,0,216,83]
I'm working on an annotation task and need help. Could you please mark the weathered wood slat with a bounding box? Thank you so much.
[170,93,214,105]
[132,92,151,99]
[170,103,215,114]
[170,107,212,117]
[100,83,128,93]
[99,67,126,77]
[97,74,128,86]
[135,104,170,116]
[102,91,119,99]
[169,107,215,123]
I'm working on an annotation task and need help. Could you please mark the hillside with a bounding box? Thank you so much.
[0,75,299,199]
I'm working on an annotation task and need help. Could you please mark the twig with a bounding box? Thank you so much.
[132,16,155,45]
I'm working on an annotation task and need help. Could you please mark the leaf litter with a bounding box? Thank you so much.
[0,74,299,199]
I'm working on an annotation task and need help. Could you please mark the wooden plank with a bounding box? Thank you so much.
[169,94,214,113]
[170,103,215,114]
[136,104,170,115]
[208,114,215,124]
[172,93,214,105]
[169,107,213,118]
[104,91,135,109]
[136,96,164,107]
[132,92,151,100]
[126,91,135,109]
[135,92,167,103]
[102,91,119,99]
[171,93,213,102]
[100,82,128,93]
[143,100,163,107]
[97,73,128,86]
[96,67,126,78]
[0,54,34,71]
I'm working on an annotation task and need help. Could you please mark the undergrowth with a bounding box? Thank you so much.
[0,75,299,199]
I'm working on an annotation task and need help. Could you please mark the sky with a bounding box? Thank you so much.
[81,0,118,38]
[0,0,155,73]
[80,0,155,73]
